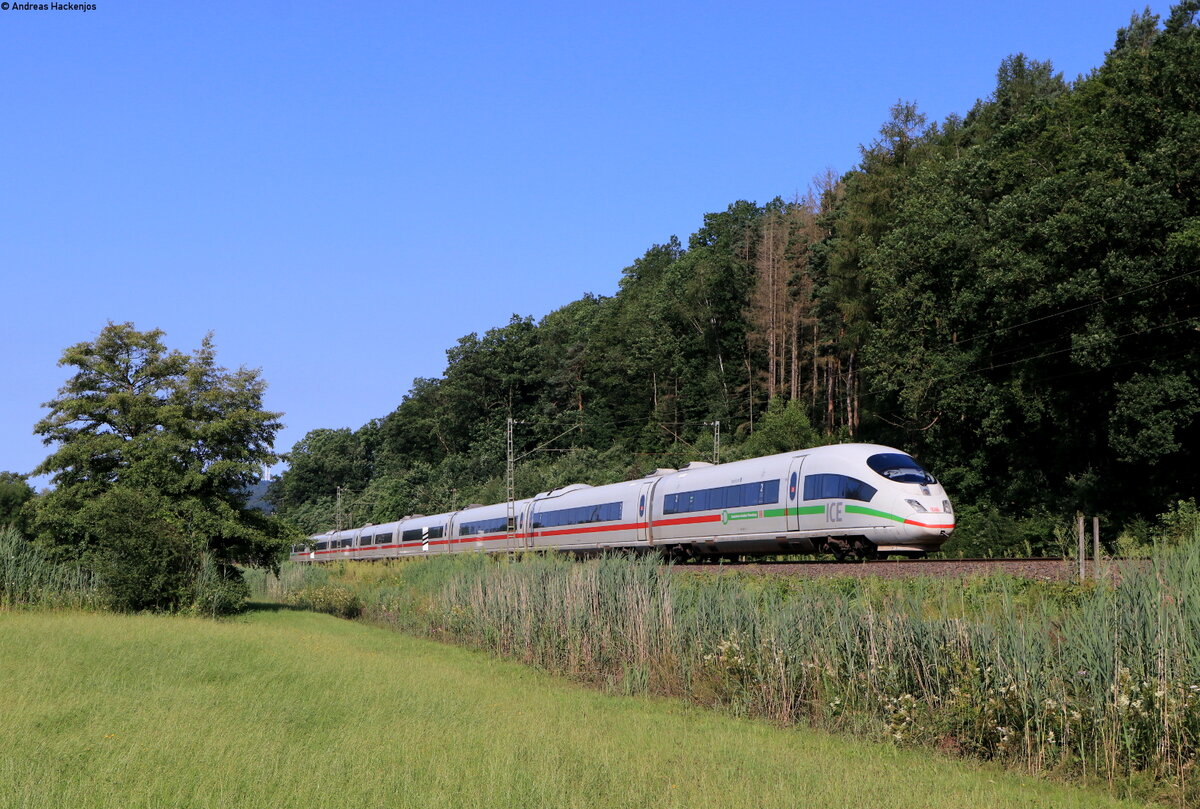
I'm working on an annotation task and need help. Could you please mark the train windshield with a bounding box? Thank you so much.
[866,453,936,484]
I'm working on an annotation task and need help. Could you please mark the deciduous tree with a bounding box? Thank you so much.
[30,322,295,611]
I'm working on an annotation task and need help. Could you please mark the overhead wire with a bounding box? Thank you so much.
[949,266,1200,348]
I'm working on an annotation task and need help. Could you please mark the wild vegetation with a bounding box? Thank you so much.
[268,4,1200,555]
[0,525,97,610]
[0,607,1154,808]
[269,511,1200,804]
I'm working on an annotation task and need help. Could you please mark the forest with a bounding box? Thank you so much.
[270,4,1200,556]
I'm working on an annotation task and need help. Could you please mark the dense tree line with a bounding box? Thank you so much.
[272,5,1199,553]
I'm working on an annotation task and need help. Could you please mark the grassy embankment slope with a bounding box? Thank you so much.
[0,607,1156,809]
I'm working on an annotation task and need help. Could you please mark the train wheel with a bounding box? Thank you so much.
[852,539,879,561]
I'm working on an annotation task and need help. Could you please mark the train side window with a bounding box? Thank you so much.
[843,478,877,502]
[460,517,508,536]
[803,474,877,503]
[663,481,780,514]
[402,528,421,543]
[428,526,444,539]
[532,502,623,529]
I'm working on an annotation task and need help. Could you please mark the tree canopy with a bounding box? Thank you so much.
[0,472,34,529]
[30,322,295,611]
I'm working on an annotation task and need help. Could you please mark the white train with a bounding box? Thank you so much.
[289,443,955,563]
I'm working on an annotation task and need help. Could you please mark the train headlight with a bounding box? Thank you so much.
[943,500,953,515]
[905,499,928,512]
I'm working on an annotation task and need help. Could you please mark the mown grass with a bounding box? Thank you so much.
[269,544,1200,804]
[0,607,1154,809]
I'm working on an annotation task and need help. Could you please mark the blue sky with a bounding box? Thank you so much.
[0,0,1171,484]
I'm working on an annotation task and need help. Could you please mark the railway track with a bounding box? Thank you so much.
[671,556,1134,581]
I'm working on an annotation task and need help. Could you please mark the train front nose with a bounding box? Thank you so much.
[912,514,955,536]
[898,497,955,544]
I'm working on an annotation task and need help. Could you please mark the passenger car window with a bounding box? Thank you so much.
[802,474,877,503]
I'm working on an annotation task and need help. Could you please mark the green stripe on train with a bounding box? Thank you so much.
[761,506,825,518]
[844,505,906,523]
[726,510,761,521]
[717,505,905,523]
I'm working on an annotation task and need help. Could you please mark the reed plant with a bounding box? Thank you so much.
[271,540,1200,802]
[0,525,98,609]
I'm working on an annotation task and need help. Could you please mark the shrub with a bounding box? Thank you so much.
[188,555,250,616]
[940,505,1068,557]
[1156,499,1200,546]
[286,585,362,618]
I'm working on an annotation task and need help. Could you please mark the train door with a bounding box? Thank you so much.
[787,455,807,532]
[506,508,522,552]
[636,478,659,547]
[522,500,538,550]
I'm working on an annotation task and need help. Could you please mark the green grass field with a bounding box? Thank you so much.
[0,607,1158,809]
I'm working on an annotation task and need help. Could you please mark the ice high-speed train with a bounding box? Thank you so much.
[290,443,954,563]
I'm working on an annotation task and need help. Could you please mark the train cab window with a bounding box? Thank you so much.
[866,453,936,484]
[803,474,877,503]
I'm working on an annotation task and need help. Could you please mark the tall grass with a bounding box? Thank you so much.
[0,525,98,609]
[273,544,1200,802]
